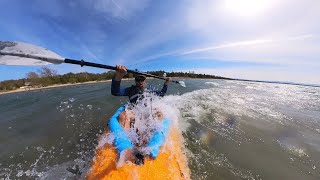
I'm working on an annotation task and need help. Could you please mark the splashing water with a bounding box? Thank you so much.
[178,81,186,87]
[96,91,181,156]
[166,80,320,179]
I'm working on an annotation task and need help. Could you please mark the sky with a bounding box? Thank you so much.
[0,0,320,84]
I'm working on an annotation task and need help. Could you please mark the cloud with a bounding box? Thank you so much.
[30,0,150,20]
[178,34,320,65]
[180,39,274,55]
[131,50,181,65]
[1,0,320,84]
[112,2,188,63]
[88,0,150,20]
[129,0,320,71]
[134,33,319,67]
[184,66,320,85]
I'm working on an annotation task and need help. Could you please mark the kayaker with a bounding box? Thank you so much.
[111,65,170,103]
[111,65,171,165]
[111,64,171,129]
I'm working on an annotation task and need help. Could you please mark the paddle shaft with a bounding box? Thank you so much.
[64,58,180,84]
[0,51,179,84]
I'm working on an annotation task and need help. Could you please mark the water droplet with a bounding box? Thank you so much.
[36,146,44,151]
[312,165,316,170]
[87,105,93,110]
[70,114,74,118]
[16,170,24,177]
[69,97,75,102]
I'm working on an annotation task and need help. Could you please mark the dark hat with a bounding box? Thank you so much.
[135,75,146,81]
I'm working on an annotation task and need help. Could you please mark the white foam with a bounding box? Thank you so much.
[95,92,182,156]
[205,82,220,86]
[97,133,114,149]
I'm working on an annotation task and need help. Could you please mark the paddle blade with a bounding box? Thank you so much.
[178,81,186,87]
[0,41,64,66]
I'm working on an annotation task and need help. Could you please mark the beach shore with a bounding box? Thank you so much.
[0,77,189,96]
[0,80,114,96]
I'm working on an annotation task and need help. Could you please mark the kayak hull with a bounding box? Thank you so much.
[87,126,190,180]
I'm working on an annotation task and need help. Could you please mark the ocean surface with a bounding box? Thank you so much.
[0,79,319,179]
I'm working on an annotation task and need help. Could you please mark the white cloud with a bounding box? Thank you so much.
[115,11,187,63]
[186,66,320,85]
[132,50,181,64]
[90,0,150,20]
[182,0,320,67]
[132,0,320,70]
[181,34,317,55]
[3,0,320,84]
[32,0,150,20]
[180,39,274,55]
[134,33,320,67]
[178,34,320,66]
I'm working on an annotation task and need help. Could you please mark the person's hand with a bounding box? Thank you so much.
[115,64,127,81]
[164,77,171,85]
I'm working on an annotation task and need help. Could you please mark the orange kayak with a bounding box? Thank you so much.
[87,125,190,180]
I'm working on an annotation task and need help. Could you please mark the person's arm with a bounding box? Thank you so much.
[111,78,129,96]
[155,78,171,97]
[111,65,129,96]
[147,118,171,158]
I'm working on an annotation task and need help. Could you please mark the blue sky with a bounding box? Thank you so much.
[0,0,320,84]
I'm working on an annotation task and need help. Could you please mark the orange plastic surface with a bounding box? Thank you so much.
[87,127,190,180]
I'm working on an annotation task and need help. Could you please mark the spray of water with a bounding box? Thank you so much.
[97,92,181,156]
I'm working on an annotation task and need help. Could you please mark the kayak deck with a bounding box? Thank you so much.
[87,126,190,180]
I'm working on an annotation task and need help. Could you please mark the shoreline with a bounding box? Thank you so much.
[0,77,168,95]
[0,77,165,96]
[0,79,115,96]
[0,77,182,95]
[0,77,226,96]
[0,77,169,96]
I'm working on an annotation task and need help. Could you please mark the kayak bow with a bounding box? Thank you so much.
[87,107,190,180]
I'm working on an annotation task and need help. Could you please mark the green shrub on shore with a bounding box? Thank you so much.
[0,67,230,91]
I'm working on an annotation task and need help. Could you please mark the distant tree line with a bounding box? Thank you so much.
[145,70,229,79]
[0,67,230,91]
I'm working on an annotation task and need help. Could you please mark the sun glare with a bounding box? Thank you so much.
[221,0,277,17]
